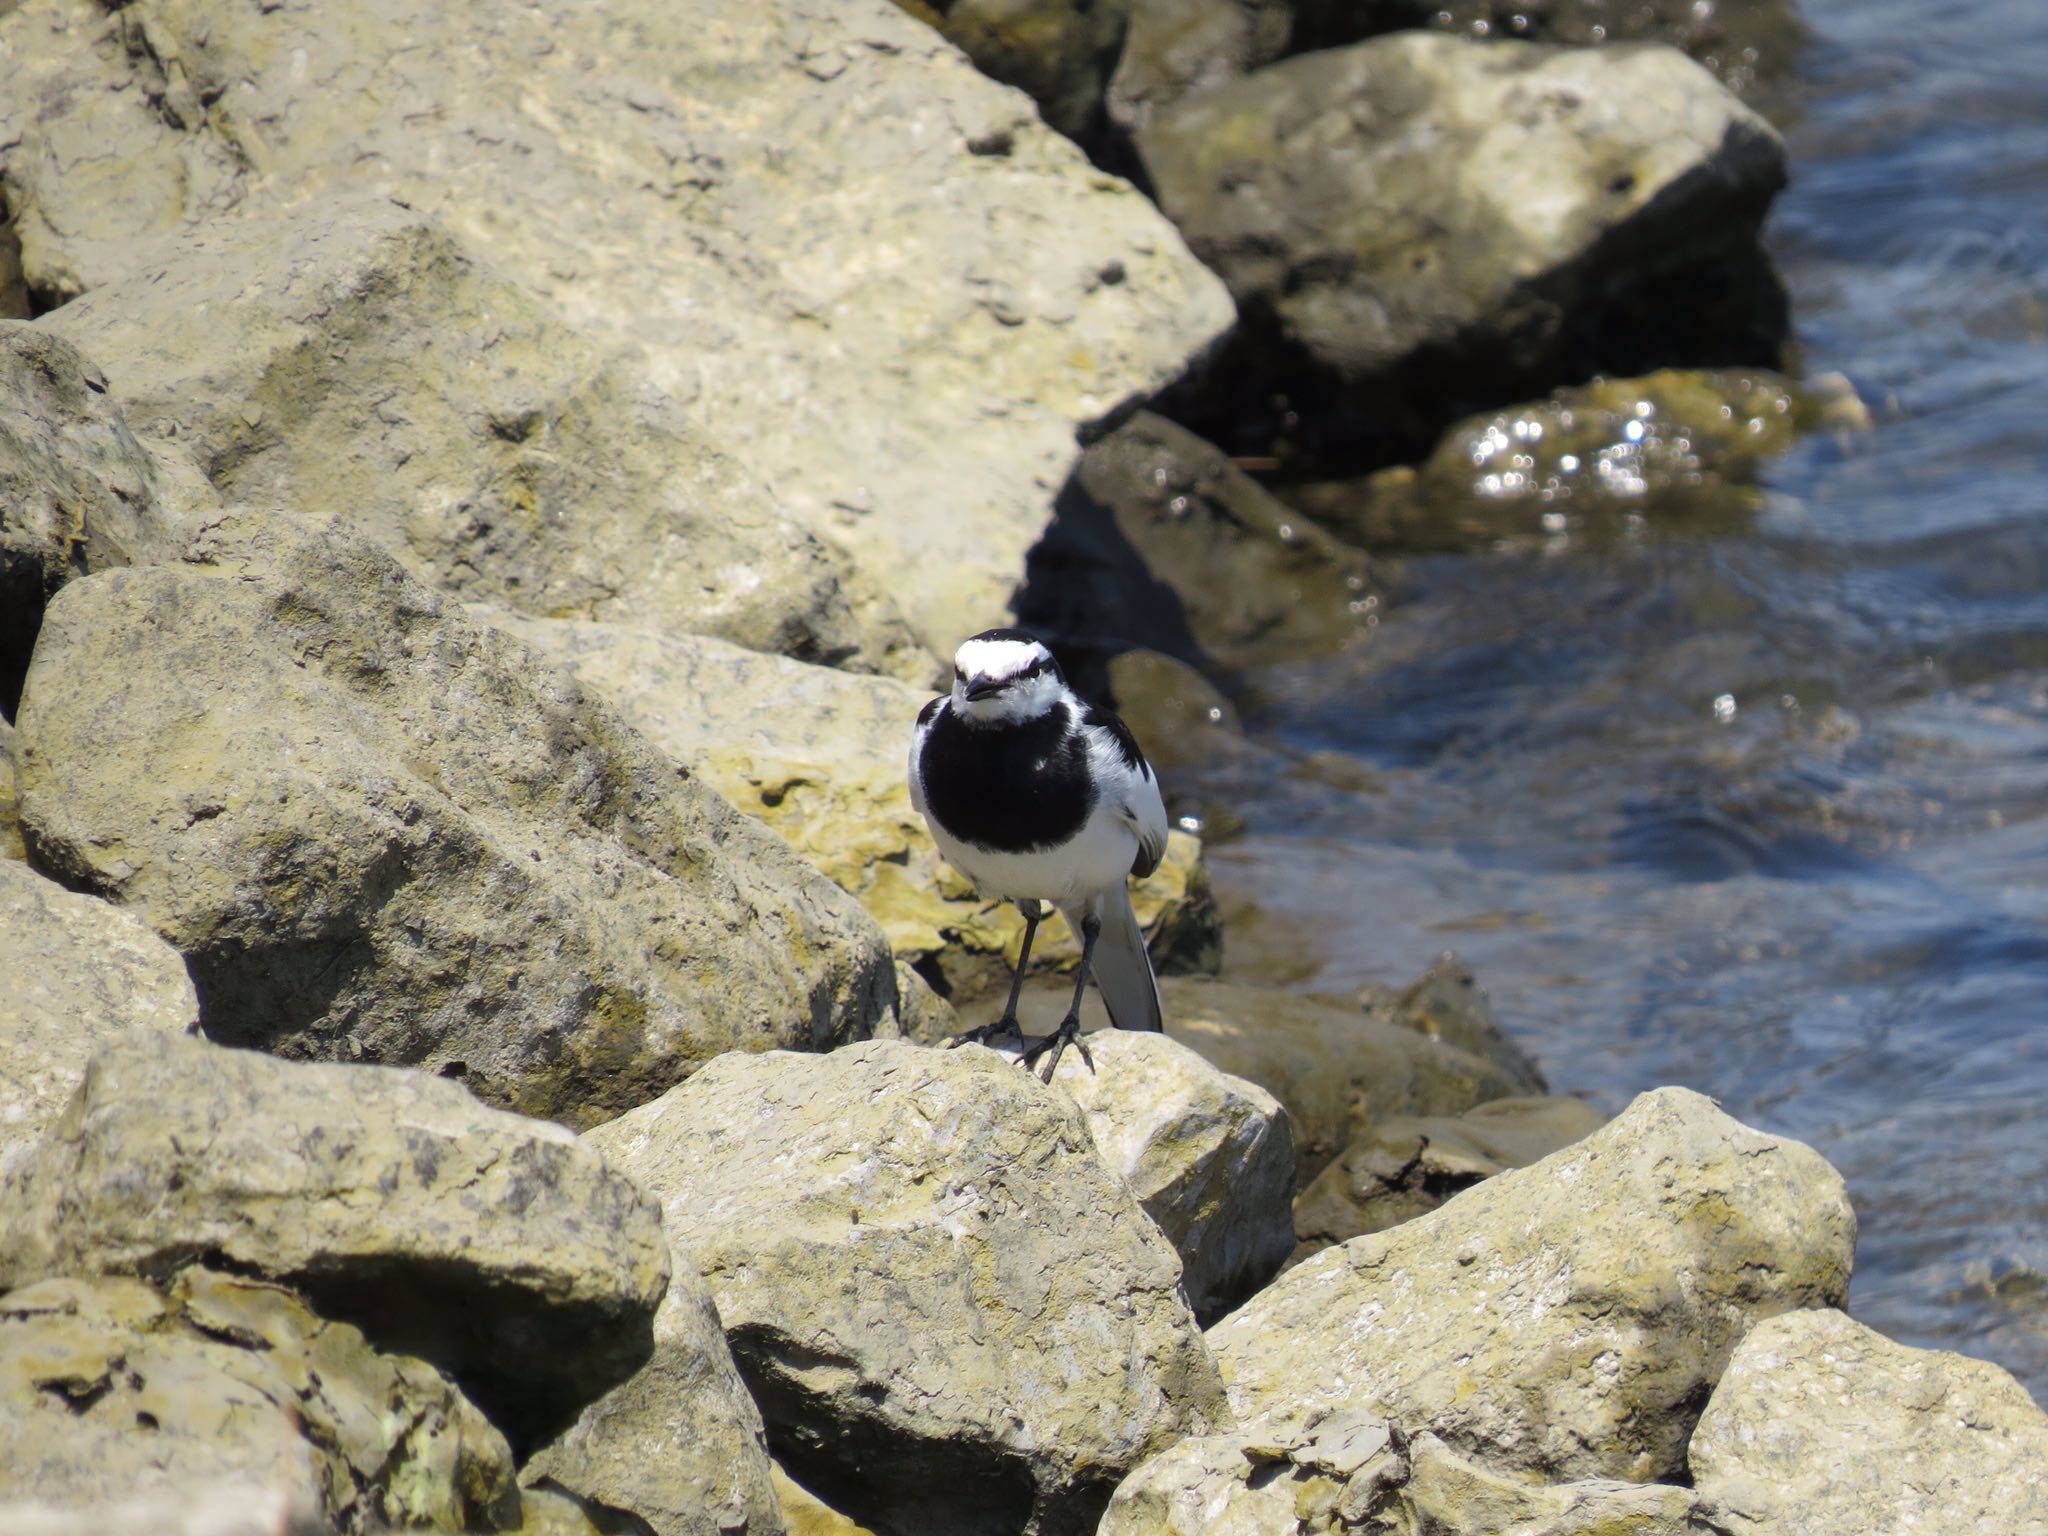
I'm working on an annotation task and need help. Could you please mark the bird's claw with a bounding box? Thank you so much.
[1020,1019,1092,1083]
[947,1017,1025,1051]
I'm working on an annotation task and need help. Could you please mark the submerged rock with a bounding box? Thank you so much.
[0,860,196,1175]
[0,0,1231,659]
[1046,1028,1295,1320]
[1690,1308,2048,1535]
[40,201,888,671]
[524,1256,784,1536]
[584,1040,1228,1536]
[1208,1087,1855,1482]
[0,1268,517,1534]
[1162,976,1528,1184]
[0,1032,671,1449]
[1017,411,1376,675]
[1288,368,1870,552]
[1290,1094,1607,1260]
[1138,34,1788,464]
[15,511,897,1124]
[484,615,1218,1008]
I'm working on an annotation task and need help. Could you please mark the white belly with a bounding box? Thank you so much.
[928,801,1140,907]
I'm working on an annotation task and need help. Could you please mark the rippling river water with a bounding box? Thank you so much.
[1214,0,2048,1392]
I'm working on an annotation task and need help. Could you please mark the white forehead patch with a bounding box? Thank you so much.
[954,635,1049,682]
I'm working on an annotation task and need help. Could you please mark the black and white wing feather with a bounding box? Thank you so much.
[1082,705,1169,878]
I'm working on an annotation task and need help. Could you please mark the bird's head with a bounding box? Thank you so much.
[951,629,1064,724]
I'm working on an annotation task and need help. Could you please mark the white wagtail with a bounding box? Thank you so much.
[908,627,1168,1080]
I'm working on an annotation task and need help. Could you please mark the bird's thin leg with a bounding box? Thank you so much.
[1022,910,1100,1083]
[948,900,1045,1049]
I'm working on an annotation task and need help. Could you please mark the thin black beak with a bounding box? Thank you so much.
[964,677,1004,702]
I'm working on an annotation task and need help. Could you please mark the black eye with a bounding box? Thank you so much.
[954,665,965,681]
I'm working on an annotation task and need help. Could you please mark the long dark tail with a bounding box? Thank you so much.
[1065,887,1162,1032]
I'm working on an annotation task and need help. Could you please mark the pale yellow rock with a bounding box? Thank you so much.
[1208,1087,1855,1484]
[0,1269,516,1533]
[584,1039,1227,1536]
[0,1031,671,1450]
[1690,1308,2048,1536]
[1047,1028,1293,1321]
[0,0,1233,657]
[0,859,197,1175]
[489,614,1218,1004]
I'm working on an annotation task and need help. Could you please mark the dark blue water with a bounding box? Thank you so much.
[1219,0,2048,1393]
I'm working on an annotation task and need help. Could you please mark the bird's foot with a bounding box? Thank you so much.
[947,1016,1026,1052]
[1019,1016,1093,1083]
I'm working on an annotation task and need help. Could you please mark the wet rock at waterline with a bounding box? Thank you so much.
[1291,1095,1608,1260]
[1139,34,1789,463]
[1289,0,1810,102]
[14,511,898,1125]
[0,860,197,1175]
[1361,950,1547,1095]
[524,1260,784,1536]
[1103,0,1293,142]
[1209,1088,1856,1482]
[0,0,1232,660]
[1100,1410,1705,1535]
[583,1040,1228,1536]
[38,201,890,673]
[0,1268,517,1534]
[1287,368,1871,553]
[1045,1028,1295,1321]
[0,1032,670,1449]
[1016,411,1377,674]
[1163,976,1530,1184]
[1690,1308,2048,1536]
[484,614,1219,1006]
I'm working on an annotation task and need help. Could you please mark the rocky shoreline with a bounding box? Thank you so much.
[2,0,2043,1533]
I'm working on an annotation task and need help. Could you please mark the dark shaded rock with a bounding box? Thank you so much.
[1104,0,1294,146]
[1138,34,1789,468]
[1016,411,1376,679]
[906,0,1133,142]
[0,1032,671,1451]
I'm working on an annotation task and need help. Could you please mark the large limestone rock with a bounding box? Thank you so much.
[1161,976,1528,1183]
[485,615,1217,1004]
[0,321,193,709]
[1208,1087,1856,1482]
[1291,1095,1607,1260]
[1046,1028,1294,1321]
[14,510,898,1124]
[0,1032,671,1449]
[38,202,889,671]
[0,1268,517,1534]
[1138,34,1788,462]
[0,0,1233,657]
[1100,1411,1703,1535]
[525,1259,784,1536]
[1015,411,1376,672]
[584,1040,1228,1536]
[1690,1308,2048,1536]
[0,859,197,1174]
